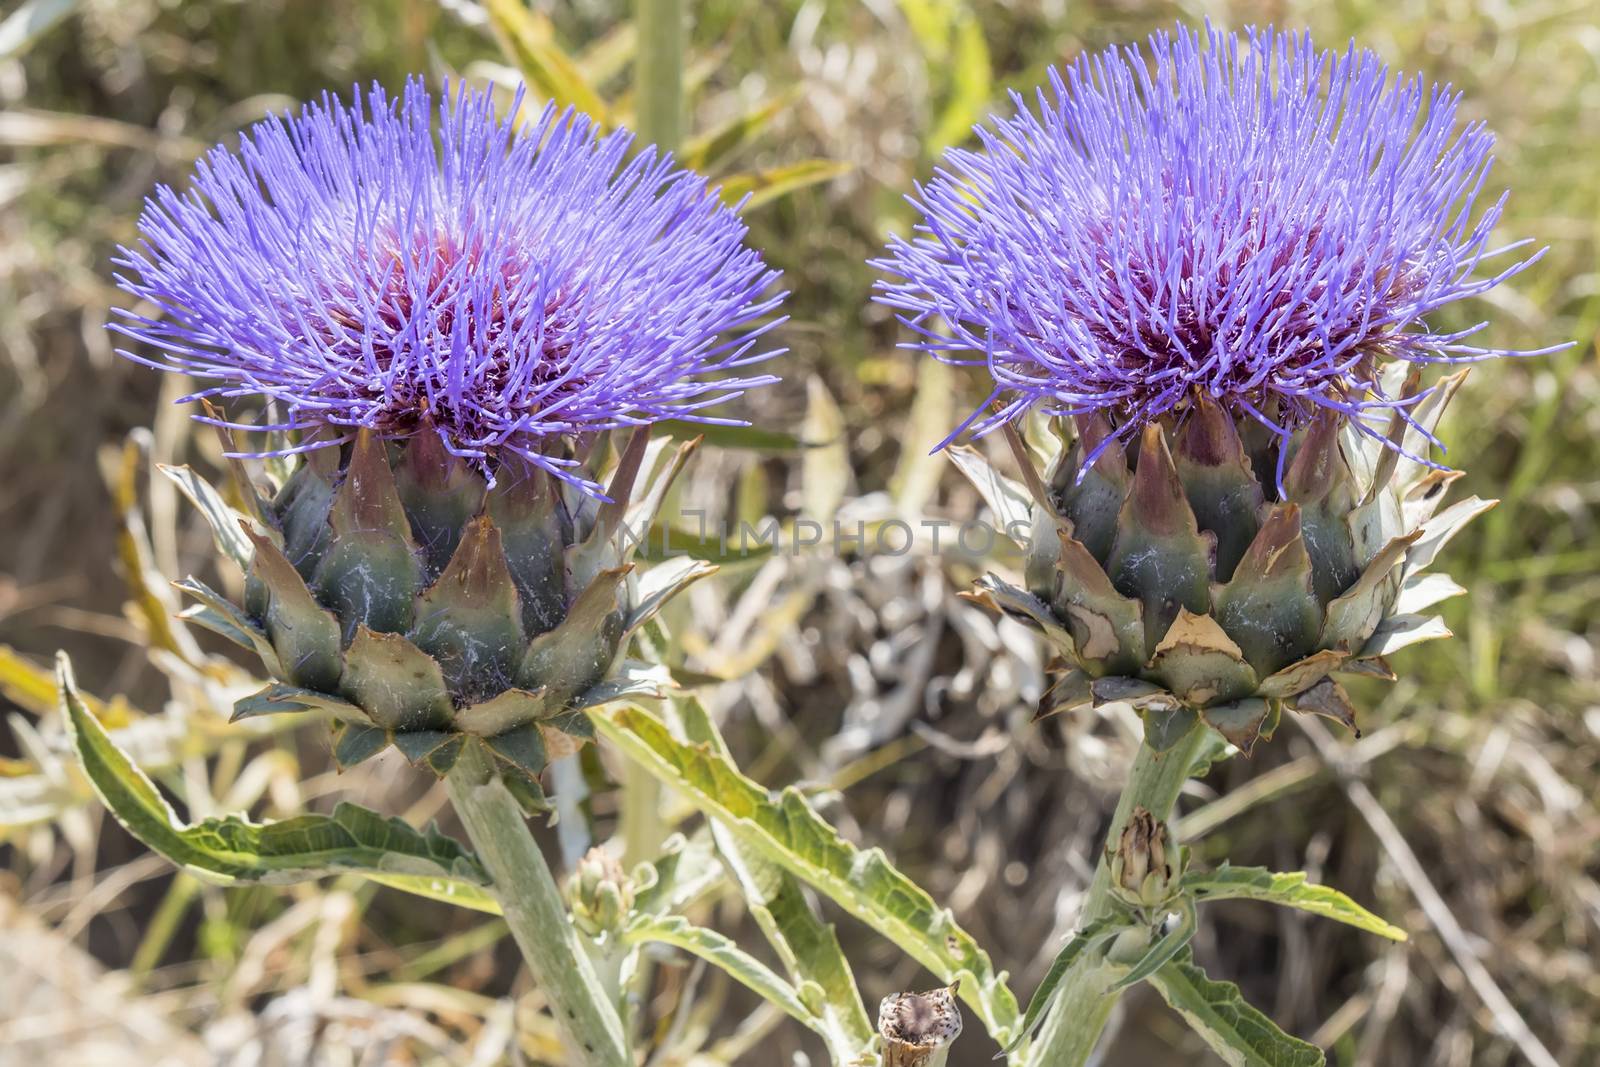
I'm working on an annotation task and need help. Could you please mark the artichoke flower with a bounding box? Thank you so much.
[875,25,1560,751]
[111,81,784,786]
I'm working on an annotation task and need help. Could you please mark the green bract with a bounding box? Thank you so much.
[963,368,1489,753]
[171,425,711,789]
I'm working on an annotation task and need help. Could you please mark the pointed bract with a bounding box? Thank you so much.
[519,565,632,708]
[1173,396,1263,581]
[244,527,343,692]
[313,431,424,639]
[1106,426,1213,655]
[1212,504,1320,675]
[1146,609,1257,708]
[340,626,454,732]
[487,467,570,637]
[1285,416,1362,603]
[396,423,487,579]
[410,514,526,700]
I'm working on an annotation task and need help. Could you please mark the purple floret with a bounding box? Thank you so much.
[875,23,1557,471]
[113,79,785,494]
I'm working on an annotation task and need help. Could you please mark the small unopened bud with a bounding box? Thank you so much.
[568,847,633,938]
[878,982,962,1067]
[1109,806,1179,909]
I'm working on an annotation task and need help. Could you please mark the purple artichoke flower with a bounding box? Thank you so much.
[114,79,784,495]
[885,25,1566,748]
[875,23,1554,470]
[107,80,785,782]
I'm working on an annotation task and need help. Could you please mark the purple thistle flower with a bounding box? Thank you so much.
[113,79,785,494]
[875,23,1559,472]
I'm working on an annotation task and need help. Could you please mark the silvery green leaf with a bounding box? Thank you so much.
[682,697,875,1057]
[59,653,496,911]
[1004,916,1120,1054]
[1184,865,1406,941]
[1148,951,1324,1067]
[622,914,819,1032]
[588,702,1021,1044]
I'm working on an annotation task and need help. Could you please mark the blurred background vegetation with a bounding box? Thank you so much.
[1,0,1596,1064]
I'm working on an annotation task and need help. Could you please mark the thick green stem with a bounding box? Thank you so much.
[635,0,684,151]
[446,745,630,1067]
[1027,720,1209,1065]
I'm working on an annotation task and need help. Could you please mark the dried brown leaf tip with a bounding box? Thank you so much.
[879,981,963,1067]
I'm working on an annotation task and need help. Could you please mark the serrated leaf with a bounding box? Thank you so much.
[589,702,1020,1042]
[718,159,852,210]
[684,698,875,1057]
[1184,866,1406,941]
[1005,917,1120,1053]
[363,872,501,914]
[1148,952,1324,1067]
[58,654,495,907]
[623,913,818,1031]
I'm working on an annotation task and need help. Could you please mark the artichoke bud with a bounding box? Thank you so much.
[975,369,1490,753]
[1108,806,1180,910]
[175,423,715,787]
[569,846,634,938]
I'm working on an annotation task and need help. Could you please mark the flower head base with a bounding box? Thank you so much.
[114,80,784,496]
[876,24,1550,474]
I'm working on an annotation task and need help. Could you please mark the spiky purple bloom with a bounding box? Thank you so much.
[875,24,1554,470]
[113,80,784,494]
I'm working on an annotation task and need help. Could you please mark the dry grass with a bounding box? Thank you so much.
[2,1,1596,1064]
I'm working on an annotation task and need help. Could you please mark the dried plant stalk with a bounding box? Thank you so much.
[878,982,962,1067]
